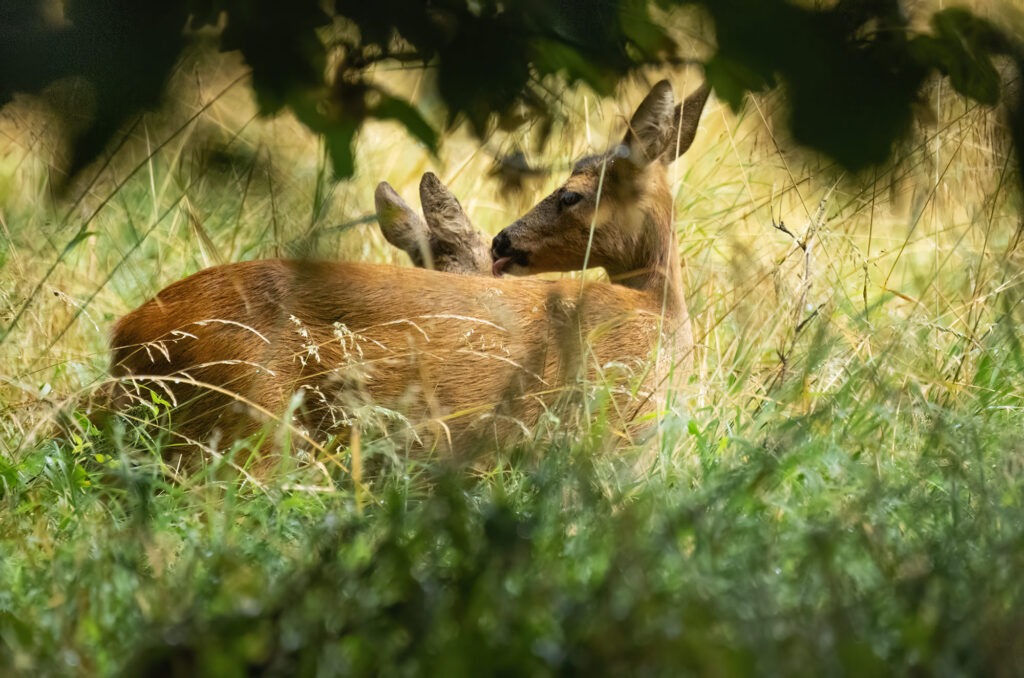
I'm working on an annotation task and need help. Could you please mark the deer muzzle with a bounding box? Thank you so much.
[491,229,529,277]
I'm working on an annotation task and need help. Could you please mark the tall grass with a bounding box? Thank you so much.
[2,18,1024,676]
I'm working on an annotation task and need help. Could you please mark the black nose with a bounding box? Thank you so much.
[491,230,511,258]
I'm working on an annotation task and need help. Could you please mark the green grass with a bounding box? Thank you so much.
[3,41,1024,675]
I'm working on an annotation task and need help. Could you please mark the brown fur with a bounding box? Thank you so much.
[109,80,710,460]
[110,261,662,454]
[376,172,491,275]
[491,80,711,399]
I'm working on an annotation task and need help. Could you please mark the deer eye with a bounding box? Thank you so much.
[559,191,584,208]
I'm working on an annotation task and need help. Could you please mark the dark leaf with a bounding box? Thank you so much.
[704,55,773,111]
[530,40,618,95]
[910,9,1006,107]
[368,94,439,154]
[324,121,358,179]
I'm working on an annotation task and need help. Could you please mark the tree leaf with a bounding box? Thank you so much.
[926,8,1004,106]
[323,121,358,179]
[290,97,358,179]
[369,95,438,154]
[704,55,773,112]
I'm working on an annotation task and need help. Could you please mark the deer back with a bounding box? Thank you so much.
[110,259,662,455]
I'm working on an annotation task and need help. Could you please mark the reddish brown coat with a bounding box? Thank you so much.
[110,79,710,457]
[111,260,663,451]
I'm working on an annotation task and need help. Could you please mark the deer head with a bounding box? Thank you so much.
[375,172,492,275]
[491,80,710,314]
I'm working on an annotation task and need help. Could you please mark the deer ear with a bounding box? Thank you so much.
[419,172,476,245]
[621,80,675,168]
[375,182,433,269]
[419,172,493,275]
[662,83,711,163]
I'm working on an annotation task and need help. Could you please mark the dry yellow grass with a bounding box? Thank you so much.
[0,3,1018,463]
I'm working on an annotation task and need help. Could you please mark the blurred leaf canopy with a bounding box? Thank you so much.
[1,0,1022,185]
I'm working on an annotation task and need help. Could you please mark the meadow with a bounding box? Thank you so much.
[2,28,1024,676]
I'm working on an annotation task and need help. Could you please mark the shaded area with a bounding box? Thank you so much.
[7,298,1024,674]
[2,1,1023,186]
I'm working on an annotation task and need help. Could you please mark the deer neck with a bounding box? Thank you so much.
[606,201,693,378]
[605,189,685,324]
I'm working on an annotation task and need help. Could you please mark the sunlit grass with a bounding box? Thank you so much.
[3,14,1024,674]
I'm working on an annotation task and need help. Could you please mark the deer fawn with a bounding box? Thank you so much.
[108,80,708,459]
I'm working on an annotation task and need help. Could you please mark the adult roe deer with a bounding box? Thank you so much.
[384,79,709,426]
[108,79,709,459]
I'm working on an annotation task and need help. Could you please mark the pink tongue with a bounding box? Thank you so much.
[492,256,512,277]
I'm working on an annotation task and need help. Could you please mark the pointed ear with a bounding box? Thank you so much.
[375,182,433,269]
[419,172,474,244]
[419,172,492,275]
[621,80,676,168]
[662,82,711,163]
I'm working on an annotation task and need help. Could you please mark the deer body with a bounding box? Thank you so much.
[110,80,709,456]
[111,259,664,449]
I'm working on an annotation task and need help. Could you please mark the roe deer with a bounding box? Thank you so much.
[108,79,709,459]
[491,79,709,400]
[376,172,492,276]
[390,80,709,423]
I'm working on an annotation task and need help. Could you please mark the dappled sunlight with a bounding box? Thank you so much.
[3,0,1024,674]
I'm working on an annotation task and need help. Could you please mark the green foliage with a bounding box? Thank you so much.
[3,1,1023,183]
[698,0,1021,172]
[5,313,1024,675]
[0,0,672,183]
[912,8,1010,107]
[3,3,1024,674]
[0,0,188,178]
